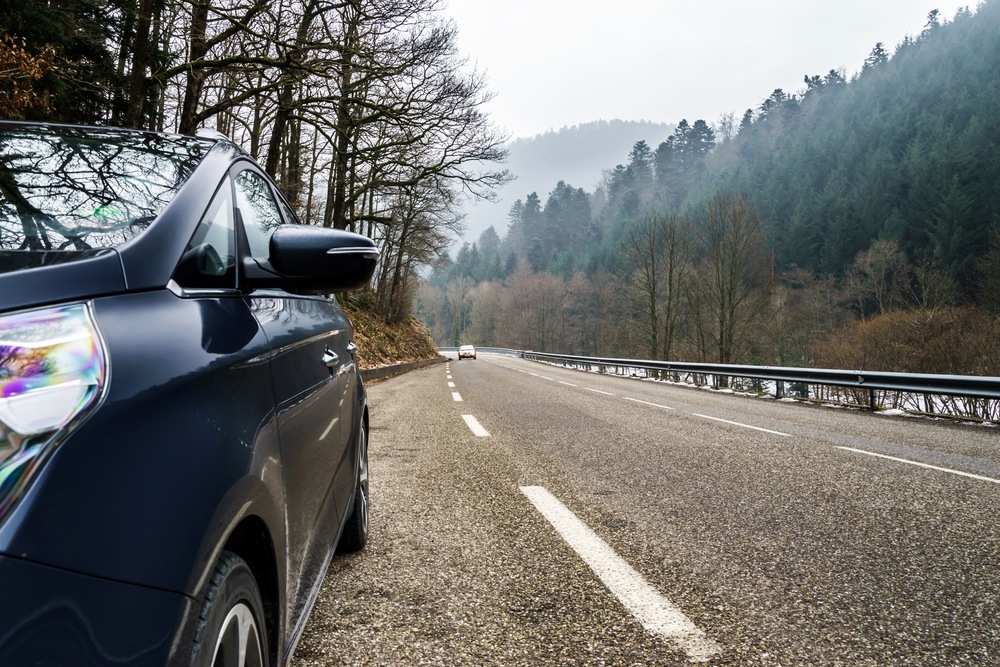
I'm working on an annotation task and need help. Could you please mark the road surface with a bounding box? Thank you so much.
[295,353,1000,666]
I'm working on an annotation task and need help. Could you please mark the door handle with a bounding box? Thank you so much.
[322,348,339,367]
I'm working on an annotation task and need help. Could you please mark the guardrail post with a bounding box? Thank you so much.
[869,388,878,411]
[775,381,784,399]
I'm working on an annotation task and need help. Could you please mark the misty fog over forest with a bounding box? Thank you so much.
[421,2,1000,381]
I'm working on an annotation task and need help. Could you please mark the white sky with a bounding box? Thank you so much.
[443,0,974,140]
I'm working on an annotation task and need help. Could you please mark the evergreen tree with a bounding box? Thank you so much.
[0,0,122,122]
[654,119,715,210]
[503,199,527,258]
[862,42,890,71]
[477,226,504,281]
[542,181,592,264]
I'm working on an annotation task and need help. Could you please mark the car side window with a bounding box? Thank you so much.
[278,197,302,226]
[234,170,282,258]
[173,178,236,288]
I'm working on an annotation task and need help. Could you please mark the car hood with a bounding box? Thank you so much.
[0,249,127,313]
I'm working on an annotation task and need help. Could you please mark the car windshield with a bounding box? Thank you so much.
[0,124,211,253]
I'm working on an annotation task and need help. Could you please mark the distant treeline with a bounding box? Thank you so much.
[420,1,1000,382]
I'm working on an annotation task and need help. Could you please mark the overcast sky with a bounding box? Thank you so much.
[443,1,973,140]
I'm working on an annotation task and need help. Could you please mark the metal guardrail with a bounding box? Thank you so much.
[431,347,1000,419]
[517,351,1000,421]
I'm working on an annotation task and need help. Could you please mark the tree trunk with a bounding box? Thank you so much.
[178,0,210,134]
[124,0,156,128]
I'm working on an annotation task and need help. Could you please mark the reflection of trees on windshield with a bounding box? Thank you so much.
[0,126,208,251]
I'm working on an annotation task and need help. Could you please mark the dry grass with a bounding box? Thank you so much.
[341,300,441,370]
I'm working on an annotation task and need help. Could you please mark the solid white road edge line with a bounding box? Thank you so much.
[461,414,490,437]
[691,413,790,437]
[519,486,722,663]
[838,446,1000,484]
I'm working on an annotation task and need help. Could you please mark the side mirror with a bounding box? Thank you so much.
[243,226,378,293]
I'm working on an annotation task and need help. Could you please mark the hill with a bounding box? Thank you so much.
[456,119,674,247]
[418,2,1000,371]
[442,3,1000,297]
[696,2,1000,288]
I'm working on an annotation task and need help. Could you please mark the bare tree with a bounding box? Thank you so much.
[620,212,693,360]
[693,192,774,365]
[371,174,463,321]
[767,268,844,366]
[444,275,472,345]
[309,1,510,231]
[415,279,446,341]
[468,280,504,345]
[621,214,664,358]
[119,0,510,322]
[845,238,910,317]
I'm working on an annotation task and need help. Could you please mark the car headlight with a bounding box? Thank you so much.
[0,304,106,522]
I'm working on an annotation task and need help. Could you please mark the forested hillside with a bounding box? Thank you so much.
[457,119,675,246]
[420,1,1000,376]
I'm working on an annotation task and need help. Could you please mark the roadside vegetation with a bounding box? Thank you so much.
[340,299,438,370]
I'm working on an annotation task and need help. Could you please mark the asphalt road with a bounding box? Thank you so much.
[294,353,1000,666]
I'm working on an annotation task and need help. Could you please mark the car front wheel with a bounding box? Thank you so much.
[338,421,369,553]
[192,551,268,667]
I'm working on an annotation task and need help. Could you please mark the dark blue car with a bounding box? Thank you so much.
[0,121,377,666]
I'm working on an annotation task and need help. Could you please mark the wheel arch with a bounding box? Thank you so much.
[223,515,280,666]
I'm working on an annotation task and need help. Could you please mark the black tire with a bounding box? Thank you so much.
[191,551,268,667]
[338,421,369,552]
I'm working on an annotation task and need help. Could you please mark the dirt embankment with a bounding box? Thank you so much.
[341,300,441,370]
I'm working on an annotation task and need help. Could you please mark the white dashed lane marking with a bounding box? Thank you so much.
[520,486,722,662]
[623,397,675,411]
[692,413,789,437]
[462,414,490,437]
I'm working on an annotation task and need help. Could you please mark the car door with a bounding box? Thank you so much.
[233,167,352,618]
